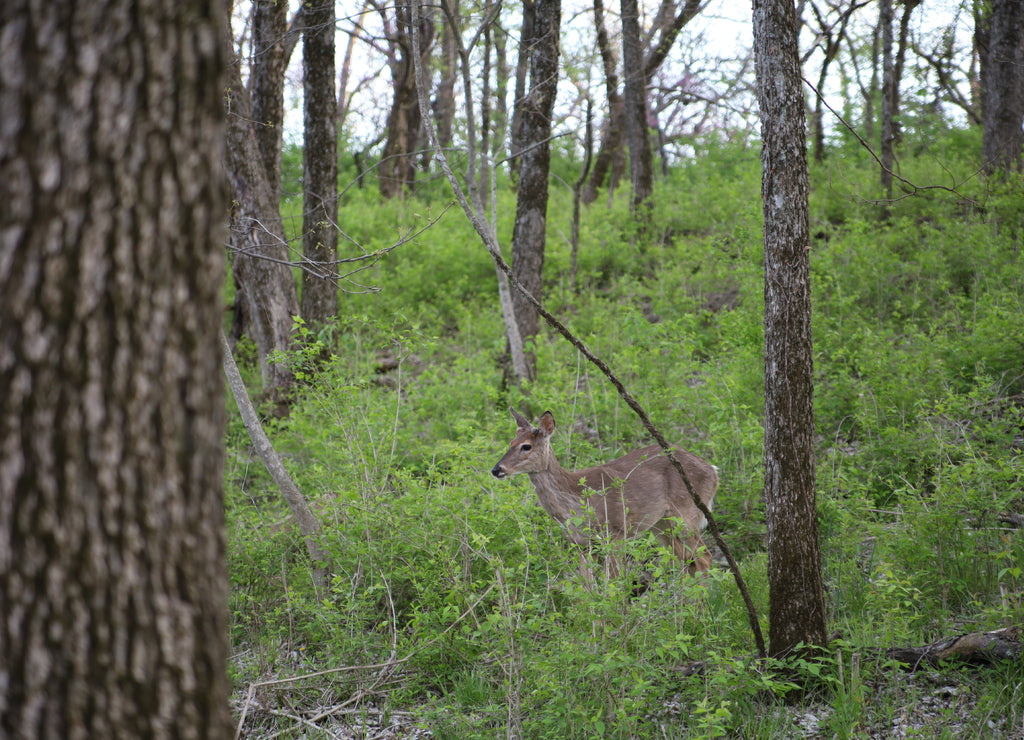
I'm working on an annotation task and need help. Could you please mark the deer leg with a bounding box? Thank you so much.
[671,533,711,576]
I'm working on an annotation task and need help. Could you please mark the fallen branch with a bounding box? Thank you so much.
[880,626,1022,670]
[220,328,332,590]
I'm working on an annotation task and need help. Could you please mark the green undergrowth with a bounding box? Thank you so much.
[226,138,1023,737]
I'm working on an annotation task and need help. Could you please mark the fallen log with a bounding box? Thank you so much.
[881,626,1022,670]
[672,626,1023,678]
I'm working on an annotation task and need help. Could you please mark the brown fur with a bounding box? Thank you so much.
[492,409,718,575]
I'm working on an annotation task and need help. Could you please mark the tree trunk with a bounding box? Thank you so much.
[510,0,561,372]
[301,0,339,323]
[981,0,1024,172]
[251,0,289,202]
[585,0,701,205]
[226,61,300,398]
[508,0,537,173]
[380,2,433,197]
[0,1,231,736]
[582,0,625,205]
[752,0,828,660]
[879,0,895,200]
[620,0,654,213]
[436,0,458,149]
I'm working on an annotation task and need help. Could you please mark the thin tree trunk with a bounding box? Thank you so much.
[221,331,332,590]
[620,0,654,213]
[436,0,458,148]
[880,0,895,200]
[301,0,339,323]
[419,0,530,382]
[0,0,231,734]
[753,0,828,660]
[582,0,625,205]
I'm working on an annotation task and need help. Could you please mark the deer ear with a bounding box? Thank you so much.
[510,407,531,431]
[538,411,556,437]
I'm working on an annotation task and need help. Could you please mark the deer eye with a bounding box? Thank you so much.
[520,444,532,452]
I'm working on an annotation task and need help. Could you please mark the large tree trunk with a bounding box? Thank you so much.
[981,0,1024,172]
[510,0,561,374]
[0,0,231,736]
[620,0,654,213]
[301,0,339,323]
[226,61,300,398]
[752,0,828,660]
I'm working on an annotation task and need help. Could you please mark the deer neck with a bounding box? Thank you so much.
[527,462,587,524]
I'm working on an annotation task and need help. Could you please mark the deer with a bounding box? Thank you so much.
[491,408,718,579]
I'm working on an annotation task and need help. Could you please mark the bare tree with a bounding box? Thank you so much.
[753,0,828,659]
[301,0,339,323]
[805,0,870,163]
[0,0,231,735]
[584,0,703,205]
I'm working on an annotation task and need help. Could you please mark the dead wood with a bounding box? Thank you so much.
[880,626,1022,670]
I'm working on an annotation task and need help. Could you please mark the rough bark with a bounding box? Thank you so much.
[510,0,561,371]
[379,1,433,197]
[226,61,300,396]
[251,0,289,201]
[620,0,654,212]
[301,0,339,323]
[882,626,1023,669]
[752,0,828,659]
[981,0,1024,172]
[0,0,231,736]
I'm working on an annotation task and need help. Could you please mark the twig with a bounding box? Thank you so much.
[802,75,984,210]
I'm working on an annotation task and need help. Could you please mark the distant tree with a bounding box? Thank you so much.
[0,0,231,735]
[251,0,290,201]
[378,0,434,197]
[620,0,654,212]
[980,0,1024,171]
[752,0,829,659]
[584,0,702,205]
[805,0,869,163]
[435,0,459,149]
[301,0,339,323]
[880,0,895,199]
[510,0,561,375]
[226,59,300,400]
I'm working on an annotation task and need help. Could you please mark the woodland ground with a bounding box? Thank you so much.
[226,131,1023,738]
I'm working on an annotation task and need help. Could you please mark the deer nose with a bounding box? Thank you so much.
[491,465,506,478]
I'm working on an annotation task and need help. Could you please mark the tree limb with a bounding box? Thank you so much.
[220,328,332,591]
